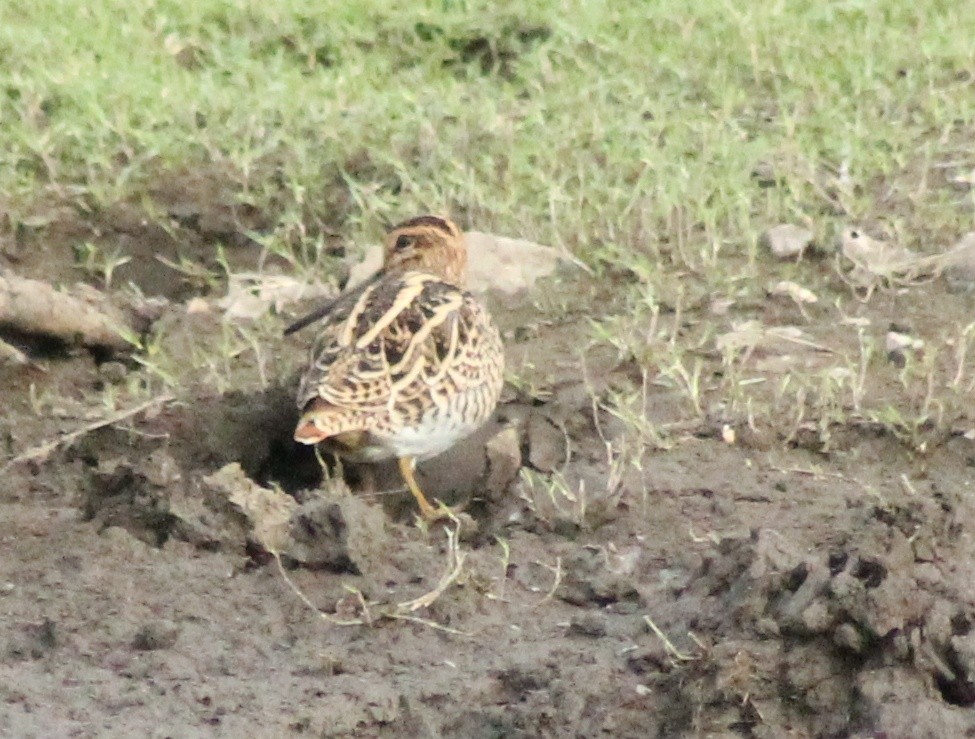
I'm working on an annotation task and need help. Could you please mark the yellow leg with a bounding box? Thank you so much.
[398,456,445,521]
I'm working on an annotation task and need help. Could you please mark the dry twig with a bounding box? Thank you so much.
[273,522,472,636]
[2,393,175,472]
[644,614,696,663]
[532,556,563,609]
[398,526,467,611]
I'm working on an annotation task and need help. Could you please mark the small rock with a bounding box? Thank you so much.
[100,525,152,556]
[132,619,180,651]
[483,426,522,497]
[914,562,942,587]
[567,613,607,638]
[943,232,975,292]
[286,486,387,574]
[496,662,555,694]
[925,598,955,645]
[949,168,975,189]
[626,644,671,674]
[126,295,169,327]
[526,414,565,473]
[770,280,818,305]
[762,224,813,259]
[778,561,829,629]
[0,338,28,366]
[185,297,211,314]
[557,548,640,607]
[221,273,335,322]
[951,631,975,675]
[464,232,565,295]
[210,463,296,554]
[144,450,182,488]
[348,230,566,295]
[801,600,832,633]
[885,329,921,351]
[751,161,779,187]
[168,483,225,550]
[891,631,911,660]
[98,361,128,384]
[709,297,735,315]
[833,622,863,653]
[886,330,923,367]
[755,617,780,638]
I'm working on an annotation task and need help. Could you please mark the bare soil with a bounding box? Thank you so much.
[3,179,975,738]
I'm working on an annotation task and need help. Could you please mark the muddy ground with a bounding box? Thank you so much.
[3,180,975,738]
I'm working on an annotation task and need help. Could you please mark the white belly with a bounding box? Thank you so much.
[378,412,480,460]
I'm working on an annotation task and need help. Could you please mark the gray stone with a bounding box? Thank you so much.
[761,224,813,259]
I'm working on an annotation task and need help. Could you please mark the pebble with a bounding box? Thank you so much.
[944,232,975,292]
[98,361,128,384]
[761,224,813,259]
[484,426,522,497]
[131,619,181,651]
[833,622,863,653]
[567,613,608,638]
[526,414,565,473]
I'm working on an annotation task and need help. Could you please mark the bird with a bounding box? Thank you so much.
[285,215,505,521]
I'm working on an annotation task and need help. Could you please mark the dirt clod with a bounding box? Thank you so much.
[567,613,608,638]
[131,619,180,651]
[6,619,56,661]
[483,425,522,497]
[557,547,641,608]
[286,486,387,573]
[526,413,566,472]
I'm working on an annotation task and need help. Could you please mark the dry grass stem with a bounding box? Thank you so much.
[398,526,467,612]
[532,556,563,609]
[644,615,696,663]
[2,393,175,472]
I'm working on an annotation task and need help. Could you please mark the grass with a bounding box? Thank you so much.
[3,0,975,448]
[6,9,975,735]
[4,1,972,242]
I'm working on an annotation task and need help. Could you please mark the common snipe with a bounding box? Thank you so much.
[285,216,505,520]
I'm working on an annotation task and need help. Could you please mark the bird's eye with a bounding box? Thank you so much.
[394,234,414,252]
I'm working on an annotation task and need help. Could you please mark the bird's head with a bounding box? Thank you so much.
[382,215,466,286]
